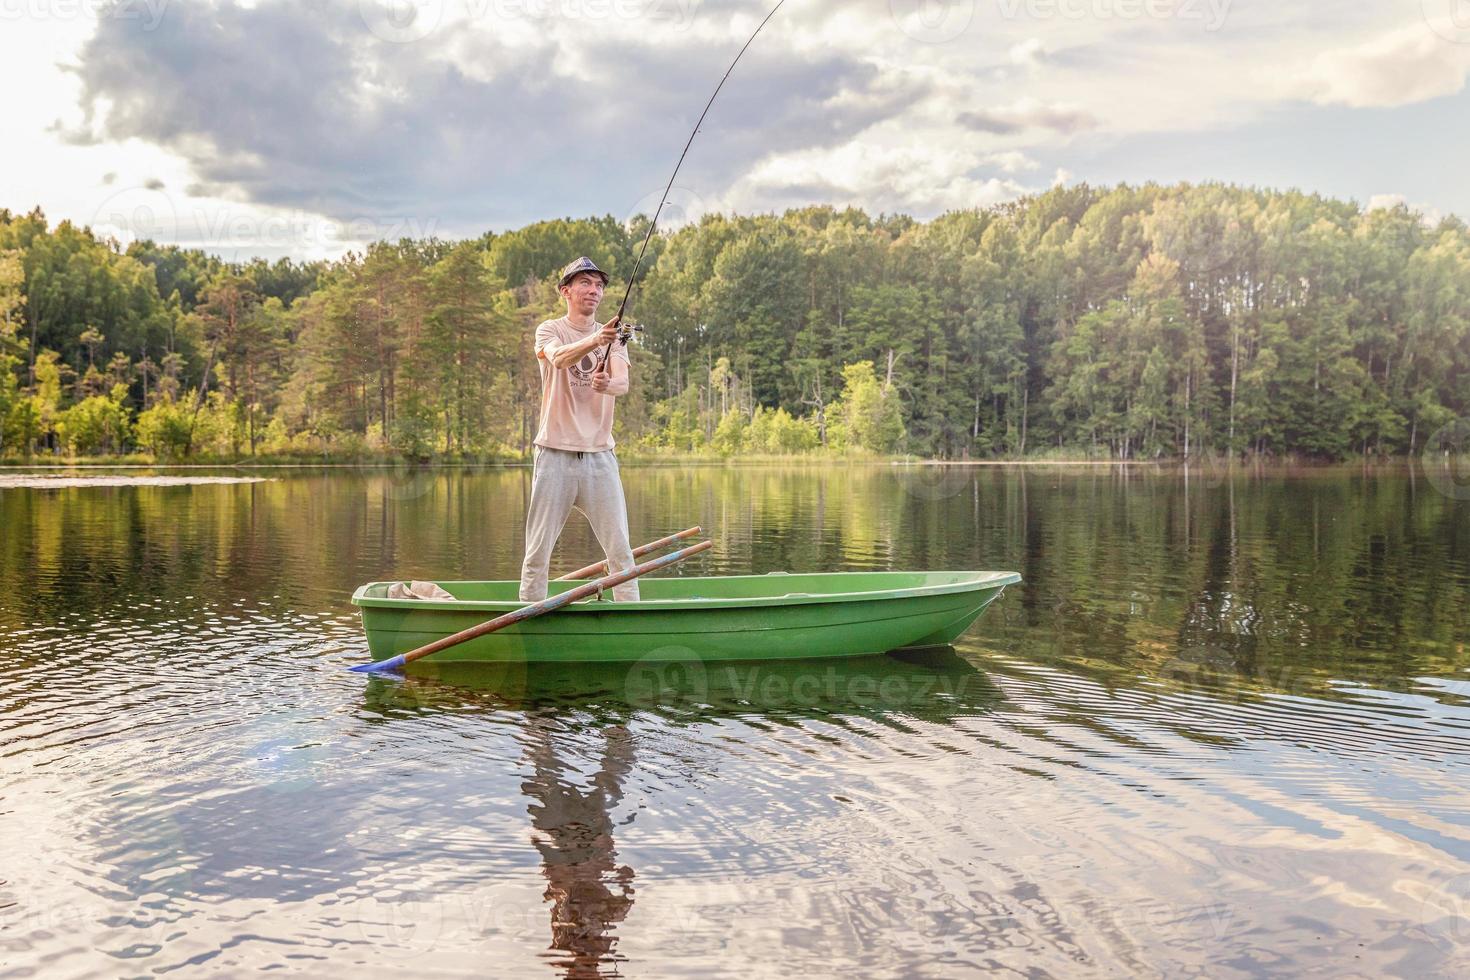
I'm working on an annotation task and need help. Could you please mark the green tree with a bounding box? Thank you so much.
[711,407,746,456]
[425,241,507,454]
[135,396,194,459]
[830,361,905,454]
[56,386,131,455]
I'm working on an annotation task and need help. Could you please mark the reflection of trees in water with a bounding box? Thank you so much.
[522,713,635,979]
[5,465,1467,698]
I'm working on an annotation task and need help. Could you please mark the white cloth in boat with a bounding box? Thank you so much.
[387,580,455,600]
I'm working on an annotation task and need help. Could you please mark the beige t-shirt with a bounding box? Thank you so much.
[532,316,630,452]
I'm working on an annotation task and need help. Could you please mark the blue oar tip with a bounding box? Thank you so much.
[349,655,407,674]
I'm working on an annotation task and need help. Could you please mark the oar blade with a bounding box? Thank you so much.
[349,654,407,674]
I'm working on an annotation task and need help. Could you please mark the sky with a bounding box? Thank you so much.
[3,0,1469,261]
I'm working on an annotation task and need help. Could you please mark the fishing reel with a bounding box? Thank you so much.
[618,323,645,347]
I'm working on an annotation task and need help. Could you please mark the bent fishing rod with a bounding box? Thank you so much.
[602,0,787,364]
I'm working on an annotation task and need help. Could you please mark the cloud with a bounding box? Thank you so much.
[65,0,921,233]
[1366,193,1407,211]
[719,138,1034,216]
[1008,38,1047,70]
[1365,192,1442,226]
[958,101,1098,136]
[982,150,1038,174]
[41,0,1469,259]
[1300,21,1470,108]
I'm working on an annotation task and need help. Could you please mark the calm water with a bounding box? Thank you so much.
[2,463,1468,978]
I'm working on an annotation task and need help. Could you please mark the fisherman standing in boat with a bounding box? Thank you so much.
[519,256,640,603]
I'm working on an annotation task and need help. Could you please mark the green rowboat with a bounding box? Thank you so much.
[351,570,1020,665]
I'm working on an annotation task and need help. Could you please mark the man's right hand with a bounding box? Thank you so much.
[599,316,620,345]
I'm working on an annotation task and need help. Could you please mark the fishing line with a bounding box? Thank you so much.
[602,0,787,363]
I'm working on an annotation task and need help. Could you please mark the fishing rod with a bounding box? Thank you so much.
[601,0,787,364]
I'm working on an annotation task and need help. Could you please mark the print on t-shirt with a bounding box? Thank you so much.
[569,347,606,386]
[533,315,627,451]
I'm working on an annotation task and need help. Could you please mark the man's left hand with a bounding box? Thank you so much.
[592,367,611,393]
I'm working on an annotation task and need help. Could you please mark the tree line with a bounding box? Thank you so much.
[1,181,1466,462]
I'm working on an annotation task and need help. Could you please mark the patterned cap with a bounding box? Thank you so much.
[557,256,610,289]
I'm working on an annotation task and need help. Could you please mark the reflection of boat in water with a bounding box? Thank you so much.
[351,571,1019,665]
[359,647,1004,726]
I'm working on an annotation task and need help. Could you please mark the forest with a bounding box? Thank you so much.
[1,181,1466,462]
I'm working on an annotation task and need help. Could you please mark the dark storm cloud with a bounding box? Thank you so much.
[67,0,922,235]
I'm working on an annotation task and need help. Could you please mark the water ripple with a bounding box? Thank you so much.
[2,466,1468,977]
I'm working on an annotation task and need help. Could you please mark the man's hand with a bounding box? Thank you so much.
[598,316,620,346]
[592,366,611,393]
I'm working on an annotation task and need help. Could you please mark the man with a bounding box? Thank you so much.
[519,256,639,602]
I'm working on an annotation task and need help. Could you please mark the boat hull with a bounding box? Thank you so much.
[351,571,1020,665]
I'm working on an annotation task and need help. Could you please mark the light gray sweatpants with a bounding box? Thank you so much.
[519,447,640,602]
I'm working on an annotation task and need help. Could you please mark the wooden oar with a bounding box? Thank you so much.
[556,525,702,581]
[349,539,713,674]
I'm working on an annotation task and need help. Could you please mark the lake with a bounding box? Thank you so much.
[2,462,1468,977]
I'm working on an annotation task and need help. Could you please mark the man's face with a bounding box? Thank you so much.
[562,272,605,316]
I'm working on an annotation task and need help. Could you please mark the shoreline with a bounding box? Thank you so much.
[0,455,1454,470]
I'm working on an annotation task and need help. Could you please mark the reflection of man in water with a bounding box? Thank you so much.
[522,713,636,977]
